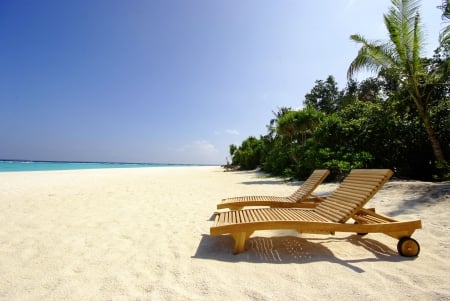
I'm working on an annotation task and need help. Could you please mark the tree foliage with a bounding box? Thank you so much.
[348,0,448,176]
[304,75,340,114]
[230,136,263,170]
[229,0,450,181]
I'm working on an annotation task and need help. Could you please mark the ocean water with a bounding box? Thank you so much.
[0,160,188,172]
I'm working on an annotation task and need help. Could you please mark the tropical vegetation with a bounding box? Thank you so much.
[228,0,450,181]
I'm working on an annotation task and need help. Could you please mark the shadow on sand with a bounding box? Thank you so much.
[192,234,415,273]
[382,182,450,216]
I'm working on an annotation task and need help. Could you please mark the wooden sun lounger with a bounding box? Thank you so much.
[217,169,330,210]
[210,169,422,257]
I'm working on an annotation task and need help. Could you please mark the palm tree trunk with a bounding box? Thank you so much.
[423,114,446,163]
[413,95,447,166]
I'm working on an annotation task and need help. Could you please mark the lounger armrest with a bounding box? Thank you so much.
[354,208,399,223]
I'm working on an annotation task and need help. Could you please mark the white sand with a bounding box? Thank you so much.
[0,166,449,300]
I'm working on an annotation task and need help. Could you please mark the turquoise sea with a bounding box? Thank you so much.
[0,160,191,172]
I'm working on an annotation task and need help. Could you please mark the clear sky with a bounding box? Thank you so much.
[0,1,445,164]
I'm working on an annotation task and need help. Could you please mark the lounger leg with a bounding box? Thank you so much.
[231,232,253,254]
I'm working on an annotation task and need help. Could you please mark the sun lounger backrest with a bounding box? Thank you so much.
[288,169,330,202]
[314,169,393,223]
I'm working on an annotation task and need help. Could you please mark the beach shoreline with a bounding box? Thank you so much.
[0,166,449,300]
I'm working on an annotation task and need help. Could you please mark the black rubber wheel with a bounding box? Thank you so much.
[397,237,420,257]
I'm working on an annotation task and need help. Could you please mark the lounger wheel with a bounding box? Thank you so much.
[397,237,420,257]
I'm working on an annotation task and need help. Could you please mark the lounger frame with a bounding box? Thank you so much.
[217,169,330,210]
[210,169,422,257]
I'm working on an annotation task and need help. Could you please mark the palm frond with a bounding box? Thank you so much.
[347,34,397,80]
[439,24,450,45]
[385,0,423,65]
[349,0,424,81]
[412,12,424,76]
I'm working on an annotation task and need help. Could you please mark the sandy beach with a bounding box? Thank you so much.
[0,166,449,300]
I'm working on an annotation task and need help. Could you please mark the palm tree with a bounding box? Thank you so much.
[347,0,447,171]
[439,1,450,45]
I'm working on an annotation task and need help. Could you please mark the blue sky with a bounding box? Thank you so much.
[0,1,445,164]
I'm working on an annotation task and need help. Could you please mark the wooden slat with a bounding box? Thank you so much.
[313,169,392,222]
[283,209,302,220]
